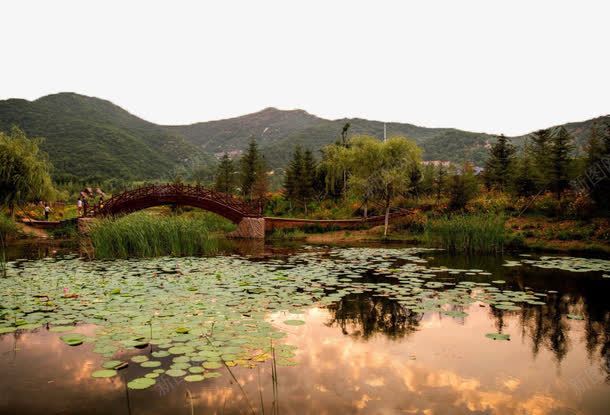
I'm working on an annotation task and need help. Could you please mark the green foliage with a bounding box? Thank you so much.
[89,212,232,259]
[0,93,211,182]
[484,134,515,191]
[284,146,316,213]
[585,122,610,209]
[425,214,506,254]
[0,127,55,213]
[0,214,17,278]
[333,135,422,235]
[214,153,237,194]
[239,138,267,200]
[549,127,574,200]
[448,164,479,211]
[512,146,538,197]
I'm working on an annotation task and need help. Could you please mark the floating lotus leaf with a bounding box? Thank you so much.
[202,362,222,369]
[60,334,85,346]
[485,333,510,341]
[91,369,117,378]
[166,369,187,377]
[141,360,161,368]
[185,374,205,382]
[567,314,584,320]
[127,377,156,390]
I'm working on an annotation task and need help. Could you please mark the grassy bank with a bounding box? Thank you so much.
[89,212,234,259]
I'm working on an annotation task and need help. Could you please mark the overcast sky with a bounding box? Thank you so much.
[1,0,608,135]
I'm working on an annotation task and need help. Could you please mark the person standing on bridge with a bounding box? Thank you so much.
[44,203,51,221]
[77,197,83,217]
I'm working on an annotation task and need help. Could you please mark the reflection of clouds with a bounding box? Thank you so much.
[1,307,609,414]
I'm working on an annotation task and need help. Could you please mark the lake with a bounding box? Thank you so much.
[1,244,609,415]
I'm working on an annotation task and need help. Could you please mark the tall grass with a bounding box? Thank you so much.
[89,212,233,259]
[0,214,17,277]
[424,214,506,254]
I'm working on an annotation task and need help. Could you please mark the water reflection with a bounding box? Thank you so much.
[1,248,609,414]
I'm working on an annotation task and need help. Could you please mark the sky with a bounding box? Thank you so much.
[1,0,608,135]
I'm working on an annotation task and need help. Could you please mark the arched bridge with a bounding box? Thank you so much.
[80,183,411,239]
[93,183,261,221]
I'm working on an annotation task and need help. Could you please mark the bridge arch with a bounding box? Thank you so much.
[94,184,261,223]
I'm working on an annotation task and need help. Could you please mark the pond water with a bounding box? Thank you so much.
[1,244,609,415]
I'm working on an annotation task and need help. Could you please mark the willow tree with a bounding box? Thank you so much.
[344,136,421,236]
[0,127,55,216]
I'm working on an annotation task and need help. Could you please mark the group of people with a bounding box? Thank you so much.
[77,195,104,217]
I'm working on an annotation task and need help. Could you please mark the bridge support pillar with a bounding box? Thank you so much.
[228,217,265,239]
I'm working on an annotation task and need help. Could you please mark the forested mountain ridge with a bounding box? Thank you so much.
[0,92,607,181]
[0,93,210,182]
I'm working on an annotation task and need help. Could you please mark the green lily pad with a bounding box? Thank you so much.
[185,374,205,382]
[283,320,305,326]
[60,334,85,346]
[127,377,156,390]
[91,369,117,378]
[485,333,510,341]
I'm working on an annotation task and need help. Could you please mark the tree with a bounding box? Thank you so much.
[586,122,610,209]
[239,138,265,200]
[284,146,304,210]
[512,147,537,197]
[434,164,448,203]
[343,136,421,236]
[528,129,552,191]
[214,153,236,194]
[448,163,479,210]
[0,127,55,216]
[300,149,316,214]
[484,134,515,191]
[549,127,573,200]
[283,146,316,214]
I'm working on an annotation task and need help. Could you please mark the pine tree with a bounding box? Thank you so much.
[284,146,304,210]
[240,138,262,200]
[512,147,537,197]
[588,122,610,209]
[214,153,236,194]
[549,127,573,200]
[528,129,552,191]
[484,134,515,191]
[301,149,316,214]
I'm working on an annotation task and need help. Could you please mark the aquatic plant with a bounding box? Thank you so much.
[89,212,232,258]
[424,214,506,254]
[2,247,600,390]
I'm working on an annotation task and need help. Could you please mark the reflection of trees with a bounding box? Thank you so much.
[325,293,421,340]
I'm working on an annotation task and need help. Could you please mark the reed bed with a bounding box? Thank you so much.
[89,212,232,259]
[424,214,506,254]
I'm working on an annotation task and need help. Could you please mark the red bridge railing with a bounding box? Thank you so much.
[90,184,263,220]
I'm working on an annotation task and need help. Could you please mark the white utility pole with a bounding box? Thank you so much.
[383,122,387,141]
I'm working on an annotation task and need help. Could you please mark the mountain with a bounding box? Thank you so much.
[0,93,210,182]
[166,108,498,167]
[1,92,607,181]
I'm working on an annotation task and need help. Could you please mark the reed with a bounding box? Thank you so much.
[89,212,231,259]
[0,214,17,277]
[424,213,506,254]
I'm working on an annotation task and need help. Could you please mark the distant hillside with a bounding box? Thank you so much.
[0,93,210,181]
[166,108,498,167]
[1,93,607,181]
